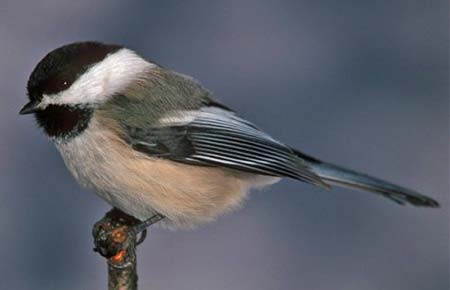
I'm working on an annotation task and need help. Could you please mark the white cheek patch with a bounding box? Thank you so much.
[42,48,155,107]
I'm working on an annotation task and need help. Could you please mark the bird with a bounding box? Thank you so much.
[20,41,439,229]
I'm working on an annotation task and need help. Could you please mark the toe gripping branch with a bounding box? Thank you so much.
[92,208,164,290]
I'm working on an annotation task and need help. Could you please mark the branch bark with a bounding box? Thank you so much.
[92,209,143,290]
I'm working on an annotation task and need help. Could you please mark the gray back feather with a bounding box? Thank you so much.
[98,68,216,127]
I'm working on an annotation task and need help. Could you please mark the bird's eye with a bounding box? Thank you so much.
[42,76,73,94]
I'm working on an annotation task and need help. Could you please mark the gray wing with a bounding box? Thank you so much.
[124,107,328,187]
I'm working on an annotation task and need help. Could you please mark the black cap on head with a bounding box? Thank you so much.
[27,41,122,101]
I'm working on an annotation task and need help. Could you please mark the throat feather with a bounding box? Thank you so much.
[35,105,93,139]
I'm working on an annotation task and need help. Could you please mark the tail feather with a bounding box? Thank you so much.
[294,151,439,207]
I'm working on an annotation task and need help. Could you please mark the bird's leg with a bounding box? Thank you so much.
[132,213,165,240]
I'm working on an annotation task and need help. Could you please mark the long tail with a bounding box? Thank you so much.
[294,150,439,207]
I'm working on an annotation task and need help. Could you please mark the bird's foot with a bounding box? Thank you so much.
[92,208,163,267]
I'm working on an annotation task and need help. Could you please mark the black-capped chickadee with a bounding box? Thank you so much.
[20,41,439,229]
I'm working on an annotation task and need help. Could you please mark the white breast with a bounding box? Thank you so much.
[55,117,280,229]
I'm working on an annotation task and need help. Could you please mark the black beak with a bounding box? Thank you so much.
[19,100,41,115]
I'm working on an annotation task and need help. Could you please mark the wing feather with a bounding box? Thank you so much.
[125,108,328,187]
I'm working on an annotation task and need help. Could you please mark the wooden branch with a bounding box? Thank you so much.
[92,209,143,290]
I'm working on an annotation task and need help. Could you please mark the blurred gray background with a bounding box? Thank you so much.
[0,1,448,290]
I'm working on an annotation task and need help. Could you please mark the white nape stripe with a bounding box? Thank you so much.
[40,48,155,108]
